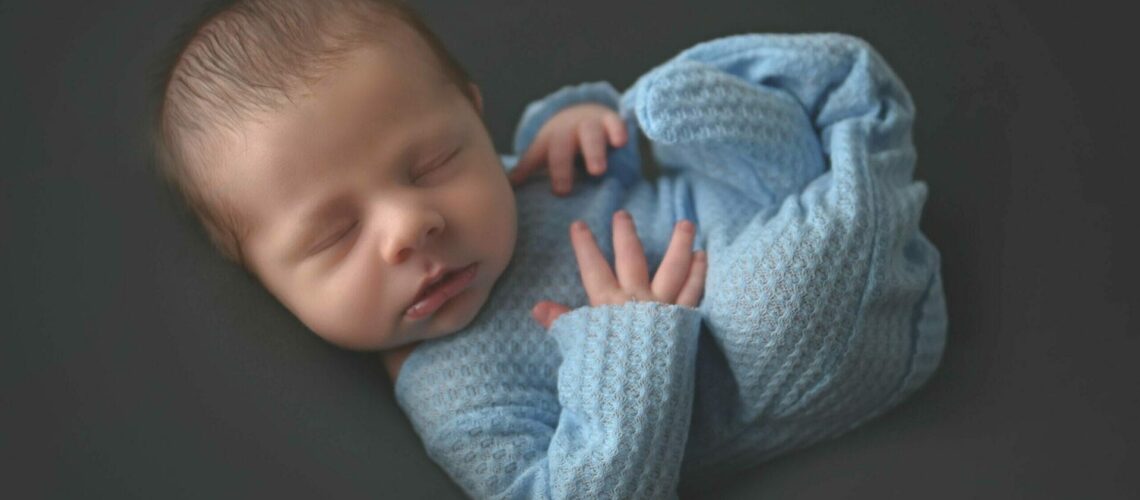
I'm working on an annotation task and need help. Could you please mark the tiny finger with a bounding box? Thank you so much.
[602,113,628,148]
[548,134,577,196]
[510,134,549,185]
[531,300,571,330]
[577,122,608,176]
[650,220,696,302]
[675,251,708,308]
[612,210,650,289]
[569,220,619,305]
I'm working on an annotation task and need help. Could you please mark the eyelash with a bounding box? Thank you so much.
[311,221,358,254]
[414,148,459,182]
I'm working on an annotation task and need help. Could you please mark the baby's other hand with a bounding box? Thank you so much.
[509,104,628,196]
[530,210,707,329]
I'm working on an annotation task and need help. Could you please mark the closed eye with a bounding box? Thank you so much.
[415,148,460,182]
[311,221,358,254]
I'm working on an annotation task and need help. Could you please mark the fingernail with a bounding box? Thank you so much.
[616,210,630,220]
[678,220,693,232]
[572,220,585,231]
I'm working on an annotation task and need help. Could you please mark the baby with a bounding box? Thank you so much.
[150,0,947,498]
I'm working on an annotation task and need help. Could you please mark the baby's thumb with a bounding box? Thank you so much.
[530,300,570,330]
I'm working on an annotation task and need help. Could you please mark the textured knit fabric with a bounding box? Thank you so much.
[394,33,947,499]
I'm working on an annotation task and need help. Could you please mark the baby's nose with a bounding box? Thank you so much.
[379,213,444,265]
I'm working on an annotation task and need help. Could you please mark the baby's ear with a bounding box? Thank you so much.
[468,83,484,116]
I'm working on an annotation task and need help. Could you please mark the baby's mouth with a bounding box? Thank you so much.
[405,263,479,320]
[413,272,451,303]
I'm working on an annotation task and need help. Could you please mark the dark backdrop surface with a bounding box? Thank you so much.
[3,0,1136,498]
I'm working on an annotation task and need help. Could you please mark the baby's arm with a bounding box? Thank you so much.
[397,215,706,499]
[400,309,702,499]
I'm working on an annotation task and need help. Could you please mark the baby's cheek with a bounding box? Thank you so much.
[477,167,518,245]
[339,273,390,337]
[300,275,380,349]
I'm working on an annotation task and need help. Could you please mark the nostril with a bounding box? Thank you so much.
[394,248,411,263]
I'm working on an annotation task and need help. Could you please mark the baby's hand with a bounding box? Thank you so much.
[509,103,628,196]
[530,210,707,329]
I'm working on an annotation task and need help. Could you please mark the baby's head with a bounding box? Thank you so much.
[150,0,517,351]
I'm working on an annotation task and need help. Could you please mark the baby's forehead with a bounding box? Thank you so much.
[209,52,465,235]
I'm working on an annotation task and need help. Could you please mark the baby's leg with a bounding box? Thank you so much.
[631,59,826,207]
[622,34,949,474]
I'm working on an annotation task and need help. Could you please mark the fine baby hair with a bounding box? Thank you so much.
[147,0,475,271]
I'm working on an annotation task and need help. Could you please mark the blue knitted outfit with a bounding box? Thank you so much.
[395,33,947,499]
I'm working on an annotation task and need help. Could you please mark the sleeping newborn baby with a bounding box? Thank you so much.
[151,0,947,497]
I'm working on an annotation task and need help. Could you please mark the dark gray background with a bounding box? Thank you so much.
[3,0,1137,498]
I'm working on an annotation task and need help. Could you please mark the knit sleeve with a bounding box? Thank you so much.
[618,34,948,472]
[396,302,703,499]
